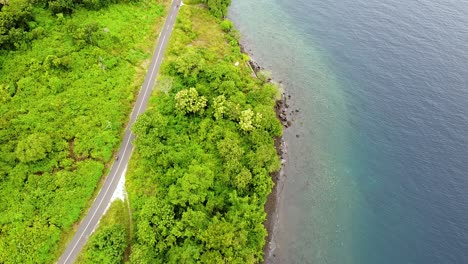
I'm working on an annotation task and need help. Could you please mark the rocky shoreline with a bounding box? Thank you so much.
[240,44,298,264]
[264,89,299,263]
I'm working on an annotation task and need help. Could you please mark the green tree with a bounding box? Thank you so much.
[212,95,227,120]
[204,0,231,18]
[137,197,175,253]
[168,164,214,206]
[239,109,262,132]
[15,133,53,162]
[175,88,207,114]
[0,0,34,50]
[234,167,252,192]
[0,84,10,103]
[47,0,75,14]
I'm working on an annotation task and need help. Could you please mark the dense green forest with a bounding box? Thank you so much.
[76,200,130,264]
[126,4,282,263]
[0,0,168,262]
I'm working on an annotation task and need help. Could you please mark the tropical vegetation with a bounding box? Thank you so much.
[0,0,168,262]
[1,0,281,262]
[126,3,282,263]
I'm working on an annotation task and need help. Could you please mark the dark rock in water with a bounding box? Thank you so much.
[295,109,300,113]
[239,43,246,53]
[248,60,262,72]
[296,134,300,138]
[287,121,292,127]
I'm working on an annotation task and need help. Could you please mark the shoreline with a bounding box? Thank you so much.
[239,44,291,264]
[264,94,291,263]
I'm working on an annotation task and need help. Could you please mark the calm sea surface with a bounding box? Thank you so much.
[230,1,468,263]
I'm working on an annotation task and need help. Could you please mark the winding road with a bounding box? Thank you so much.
[57,1,181,263]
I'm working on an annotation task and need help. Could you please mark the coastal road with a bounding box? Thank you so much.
[57,1,181,263]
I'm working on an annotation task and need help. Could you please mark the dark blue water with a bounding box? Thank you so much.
[230,0,468,263]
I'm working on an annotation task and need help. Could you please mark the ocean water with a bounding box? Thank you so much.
[229,1,468,263]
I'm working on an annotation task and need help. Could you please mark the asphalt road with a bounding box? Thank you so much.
[57,1,181,263]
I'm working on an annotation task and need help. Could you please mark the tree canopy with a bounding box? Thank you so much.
[127,5,281,264]
[0,0,168,262]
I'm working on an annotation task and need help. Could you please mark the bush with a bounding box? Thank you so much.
[220,19,233,32]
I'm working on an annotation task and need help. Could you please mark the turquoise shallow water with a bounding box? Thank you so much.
[230,1,468,263]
